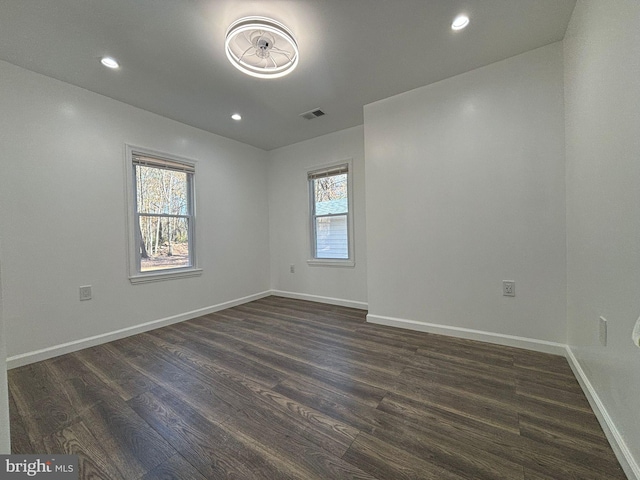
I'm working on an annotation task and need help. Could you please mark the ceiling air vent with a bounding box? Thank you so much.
[300,108,325,120]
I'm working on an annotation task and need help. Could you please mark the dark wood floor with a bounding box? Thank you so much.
[9,296,625,479]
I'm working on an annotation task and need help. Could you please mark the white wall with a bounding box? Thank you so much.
[364,43,567,347]
[0,60,271,363]
[0,244,10,453]
[564,0,640,475]
[267,126,367,308]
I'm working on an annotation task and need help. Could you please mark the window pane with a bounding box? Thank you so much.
[139,216,190,271]
[136,165,189,215]
[314,174,348,215]
[315,215,348,259]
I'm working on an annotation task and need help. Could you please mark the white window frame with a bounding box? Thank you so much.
[125,144,202,284]
[307,159,355,267]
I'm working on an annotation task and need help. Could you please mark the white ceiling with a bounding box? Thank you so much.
[0,0,576,151]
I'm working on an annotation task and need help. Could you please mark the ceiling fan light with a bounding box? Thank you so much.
[225,16,299,79]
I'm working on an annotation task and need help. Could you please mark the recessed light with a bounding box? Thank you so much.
[451,15,470,31]
[231,113,242,121]
[100,56,120,69]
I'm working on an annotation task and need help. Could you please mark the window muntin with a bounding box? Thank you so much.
[126,146,200,282]
[308,163,353,264]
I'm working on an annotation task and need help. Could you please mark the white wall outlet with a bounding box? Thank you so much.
[633,316,640,348]
[289,264,295,273]
[599,316,607,346]
[79,285,92,301]
[503,281,515,297]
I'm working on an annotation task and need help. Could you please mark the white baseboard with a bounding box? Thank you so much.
[6,290,272,369]
[269,290,368,310]
[366,314,566,355]
[565,346,640,480]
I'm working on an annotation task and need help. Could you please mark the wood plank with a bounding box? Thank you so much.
[181,317,402,391]
[224,407,378,479]
[343,432,469,480]
[366,413,524,480]
[141,331,360,457]
[514,364,583,393]
[390,371,521,433]
[161,329,284,388]
[238,343,389,407]
[8,392,33,454]
[251,296,366,323]
[140,453,209,480]
[515,436,627,480]
[378,391,521,444]
[516,378,593,413]
[8,362,80,443]
[513,350,574,377]
[410,348,516,385]
[236,379,359,457]
[224,305,416,365]
[415,342,515,368]
[108,340,242,425]
[378,392,622,479]
[516,394,606,437]
[43,421,127,480]
[46,354,124,414]
[129,388,300,480]
[74,344,158,401]
[79,396,177,478]
[272,376,388,434]
[199,312,409,376]
[518,413,624,464]
[398,364,517,403]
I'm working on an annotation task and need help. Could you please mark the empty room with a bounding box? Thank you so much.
[1,0,639,479]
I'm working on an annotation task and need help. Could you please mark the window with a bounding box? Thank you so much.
[125,146,201,283]
[308,161,354,266]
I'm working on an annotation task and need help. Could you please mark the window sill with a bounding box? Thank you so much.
[307,259,355,268]
[129,268,203,284]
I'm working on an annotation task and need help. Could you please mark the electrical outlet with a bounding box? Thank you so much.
[599,316,607,346]
[289,264,295,273]
[633,316,640,348]
[503,281,515,297]
[79,285,92,301]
